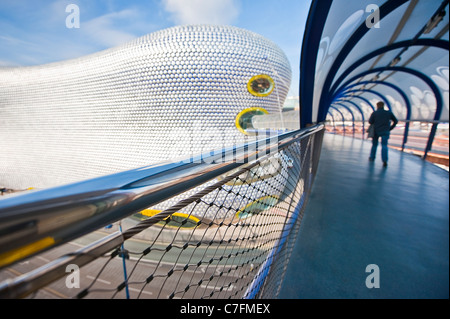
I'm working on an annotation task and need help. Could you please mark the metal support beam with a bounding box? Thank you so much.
[334,103,356,135]
[299,0,333,128]
[424,123,439,160]
[317,0,410,123]
[340,89,393,112]
[336,67,444,126]
[329,106,346,135]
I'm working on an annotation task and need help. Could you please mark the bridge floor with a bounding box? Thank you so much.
[279,133,449,299]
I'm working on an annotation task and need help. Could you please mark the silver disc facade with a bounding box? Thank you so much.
[0,25,292,190]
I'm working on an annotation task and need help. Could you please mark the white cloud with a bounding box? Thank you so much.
[0,35,35,47]
[82,9,139,47]
[0,59,20,67]
[163,0,240,25]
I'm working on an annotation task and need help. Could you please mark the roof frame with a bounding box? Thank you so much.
[337,80,412,121]
[299,0,333,128]
[329,38,449,100]
[336,66,444,122]
[316,0,410,123]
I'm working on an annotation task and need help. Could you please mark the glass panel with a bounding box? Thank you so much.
[247,74,275,97]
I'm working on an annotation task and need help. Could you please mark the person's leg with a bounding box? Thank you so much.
[381,134,389,165]
[370,136,378,160]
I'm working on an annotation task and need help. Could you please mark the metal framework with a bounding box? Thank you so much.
[299,0,449,159]
[0,125,324,299]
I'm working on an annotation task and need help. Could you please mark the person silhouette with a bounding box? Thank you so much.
[368,101,398,167]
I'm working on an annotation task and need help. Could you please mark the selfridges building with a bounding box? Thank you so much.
[0,25,292,205]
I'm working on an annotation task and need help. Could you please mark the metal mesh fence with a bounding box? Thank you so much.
[0,128,324,299]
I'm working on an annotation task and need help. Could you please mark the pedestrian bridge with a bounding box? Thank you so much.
[0,0,448,299]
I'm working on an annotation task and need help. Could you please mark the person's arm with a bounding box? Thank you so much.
[369,112,375,125]
[390,112,398,131]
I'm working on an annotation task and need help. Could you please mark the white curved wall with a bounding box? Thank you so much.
[0,25,291,190]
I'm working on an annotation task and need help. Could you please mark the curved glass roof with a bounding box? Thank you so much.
[299,0,449,127]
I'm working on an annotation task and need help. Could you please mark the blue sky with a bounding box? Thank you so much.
[0,0,312,96]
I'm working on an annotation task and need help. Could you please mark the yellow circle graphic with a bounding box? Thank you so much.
[236,195,279,219]
[235,106,268,135]
[136,209,200,229]
[247,74,275,97]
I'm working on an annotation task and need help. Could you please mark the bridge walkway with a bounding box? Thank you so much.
[279,133,449,299]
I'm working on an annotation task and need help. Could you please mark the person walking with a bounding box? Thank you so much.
[368,101,398,167]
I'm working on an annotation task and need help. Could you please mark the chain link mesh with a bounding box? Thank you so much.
[0,129,324,299]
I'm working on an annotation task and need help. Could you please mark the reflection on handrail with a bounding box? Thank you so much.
[0,124,325,299]
[0,125,324,270]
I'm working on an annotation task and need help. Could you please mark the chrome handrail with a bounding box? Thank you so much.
[0,125,324,271]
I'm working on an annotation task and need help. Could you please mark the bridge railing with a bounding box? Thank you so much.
[0,124,324,299]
